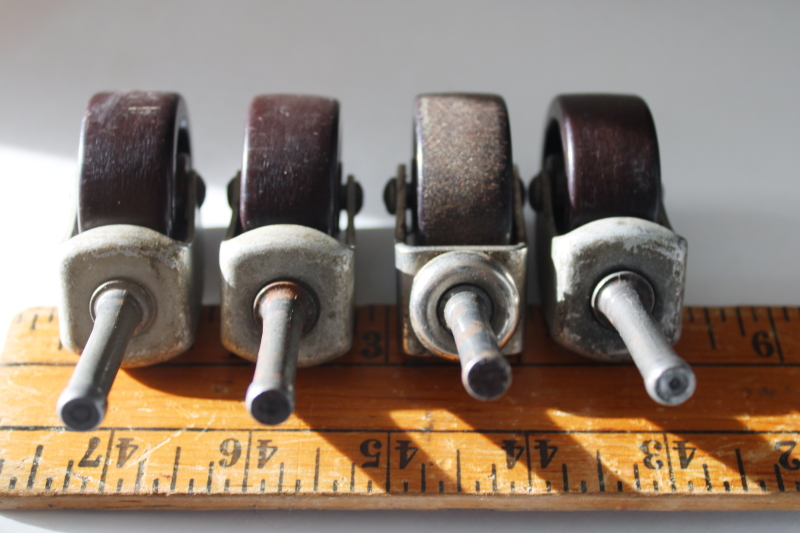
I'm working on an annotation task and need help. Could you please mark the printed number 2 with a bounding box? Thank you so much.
[776,441,800,471]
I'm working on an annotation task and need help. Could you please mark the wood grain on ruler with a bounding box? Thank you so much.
[0,306,799,510]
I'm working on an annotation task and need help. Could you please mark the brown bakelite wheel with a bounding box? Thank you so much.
[412,94,514,246]
[541,94,662,234]
[78,91,196,240]
[240,95,340,235]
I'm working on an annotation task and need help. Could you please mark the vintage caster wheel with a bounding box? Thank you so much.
[57,91,205,430]
[384,93,527,401]
[220,94,362,425]
[531,94,694,406]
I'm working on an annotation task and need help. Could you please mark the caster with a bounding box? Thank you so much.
[530,94,693,406]
[220,95,361,425]
[57,91,205,430]
[384,94,527,401]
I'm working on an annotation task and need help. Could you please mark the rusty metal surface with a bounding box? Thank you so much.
[246,281,317,425]
[240,94,340,235]
[543,94,662,233]
[78,91,195,240]
[413,94,513,246]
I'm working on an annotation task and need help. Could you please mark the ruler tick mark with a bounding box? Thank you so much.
[135,460,145,493]
[170,446,181,493]
[29,314,37,332]
[9,477,16,489]
[688,480,694,492]
[367,480,372,493]
[241,431,252,493]
[206,461,213,493]
[767,308,785,363]
[581,480,587,493]
[421,464,426,493]
[63,460,73,490]
[278,462,284,492]
[724,481,730,492]
[224,479,230,492]
[653,481,659,492]
[562,464,570,492]
[349,462,354,492]
[546,480,552,492]
[633,464,640,491]
[314,447,320,492]
[759,480,767,492]
[491,463,498,492]
[736,307,746,336]
[27,444,42,489]
[617,481,623,492]
[688,307,695,322]
[475,481,480,492]
[456,450,462,493]
[663,432,677,492]
[116,479,123,493]
[438,480,444,493]
[774,464,785,492]
[188,479,194,493]
[45,477,53,491]
[720,308,727,322]
[524,432,533,492]
[260,479,265,493]
[703,464,712,491]
[735,448,748,491]
[98,429,115,493]
[152,478,159,493]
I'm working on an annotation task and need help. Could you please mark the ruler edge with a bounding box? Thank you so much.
[0,492,794,511]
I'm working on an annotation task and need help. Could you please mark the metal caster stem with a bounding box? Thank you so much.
[443,288,511,401]
[246,282,317,425]
[57,283,145,430]
[593,272,695,406]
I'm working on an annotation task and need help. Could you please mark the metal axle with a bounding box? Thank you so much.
[443,288,512,401]
[57,283,146,430]
[593,271,696,406]
[245,281,317,425]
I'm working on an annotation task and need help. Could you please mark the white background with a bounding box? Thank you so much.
[0,0,798,530]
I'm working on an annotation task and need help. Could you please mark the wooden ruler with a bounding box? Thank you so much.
[1,305,800,510]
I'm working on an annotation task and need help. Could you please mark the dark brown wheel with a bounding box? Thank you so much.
[240,95,340,235]
[78,91,195,240]
[542,94,661,233]
[412,94,514,246]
